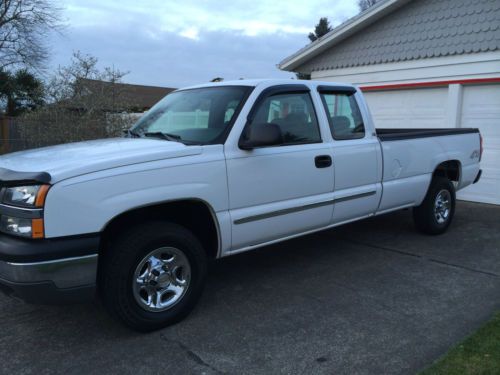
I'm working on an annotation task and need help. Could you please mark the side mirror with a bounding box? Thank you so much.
[239,123,283,150]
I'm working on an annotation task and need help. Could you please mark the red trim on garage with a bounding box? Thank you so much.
[360,77,500,91]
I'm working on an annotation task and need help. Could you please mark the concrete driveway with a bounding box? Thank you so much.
[1,202,499,374]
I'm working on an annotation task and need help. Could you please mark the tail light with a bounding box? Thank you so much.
[479,133,483,162]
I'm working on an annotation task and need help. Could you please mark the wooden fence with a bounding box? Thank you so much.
[0,116,41,154]
[0,116,22,155]
[0,116,9,154]
[0,114,136,155]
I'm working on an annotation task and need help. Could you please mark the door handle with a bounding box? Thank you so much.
[315,155,332,168]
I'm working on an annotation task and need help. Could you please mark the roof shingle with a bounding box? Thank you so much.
[296,0,500,73]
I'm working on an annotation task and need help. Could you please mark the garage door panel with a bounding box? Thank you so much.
[408,118,449,128]
[364,87,448,129]
[364,84,499,205]
[458,169,499,204]
[370,117,407,128]
[457,85,500,205]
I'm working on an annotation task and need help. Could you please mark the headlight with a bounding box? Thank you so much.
[0,184,49,238]
[0,215,44,239]
[1,216,33,238]
[2,185,49,208]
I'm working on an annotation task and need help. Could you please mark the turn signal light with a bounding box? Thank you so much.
[31,219,45,239]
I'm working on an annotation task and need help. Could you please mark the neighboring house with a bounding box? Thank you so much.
[0,81,176,154]
[279,0,500,205]
[77,79,176,114]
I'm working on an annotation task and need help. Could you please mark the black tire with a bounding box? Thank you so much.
[413,176,456,235]
[99,222,207,332]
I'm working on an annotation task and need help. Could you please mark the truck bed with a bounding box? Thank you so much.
[376,128,479,141]
[374,127,481,215]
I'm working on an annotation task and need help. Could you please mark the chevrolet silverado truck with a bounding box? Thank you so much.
[0,79,482,331]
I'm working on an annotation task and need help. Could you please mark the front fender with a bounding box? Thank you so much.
[43,159,228,238]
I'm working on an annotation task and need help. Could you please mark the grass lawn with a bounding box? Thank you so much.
[420,312,500,375]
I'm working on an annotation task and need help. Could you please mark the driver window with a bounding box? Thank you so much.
[224,99,239,123]
[251,92,321,146]
[320,93,365,140]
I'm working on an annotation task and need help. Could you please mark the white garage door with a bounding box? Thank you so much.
[364,85,500,205]
[457,85,500,205]
[364,87,449,129]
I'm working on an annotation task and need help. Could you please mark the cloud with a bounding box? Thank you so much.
[49,0,359,87]
[179,27,200,41]
[64,0,358,36]
[50,25,301,87]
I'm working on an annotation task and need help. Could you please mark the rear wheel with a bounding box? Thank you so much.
[99,222,207,332]
[413,177,456,235]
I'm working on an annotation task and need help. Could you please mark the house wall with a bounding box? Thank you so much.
[310,51,500,86]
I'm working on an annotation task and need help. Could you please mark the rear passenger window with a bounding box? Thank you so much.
[251,92,321,146]
[320,93,365,140]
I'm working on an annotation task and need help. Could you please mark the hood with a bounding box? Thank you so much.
[0,138,202,183]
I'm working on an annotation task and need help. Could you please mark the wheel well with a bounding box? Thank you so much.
[100,200,219,259]
[433,160,461,182]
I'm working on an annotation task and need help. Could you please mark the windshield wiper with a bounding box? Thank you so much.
[124,129,141,138]
[144,132,183,142]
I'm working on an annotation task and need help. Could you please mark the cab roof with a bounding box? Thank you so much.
[179,79,356,91]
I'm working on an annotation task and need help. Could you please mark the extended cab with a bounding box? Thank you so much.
[0,80,482,331]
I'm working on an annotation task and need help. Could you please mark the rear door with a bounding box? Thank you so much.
[317,87,382,223]
[225,85,335,251]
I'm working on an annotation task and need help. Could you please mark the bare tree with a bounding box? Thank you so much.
[358,0,380,12]
[46,51,129,106]
[0,0,63,71]
[17,52,135,148]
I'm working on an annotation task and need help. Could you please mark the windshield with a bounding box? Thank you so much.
[130,86,252,144]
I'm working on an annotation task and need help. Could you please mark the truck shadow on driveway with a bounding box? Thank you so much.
[0,202,499,374]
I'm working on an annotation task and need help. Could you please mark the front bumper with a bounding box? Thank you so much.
[0,234,99,304]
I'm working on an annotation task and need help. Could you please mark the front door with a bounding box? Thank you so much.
[225,87,335,251]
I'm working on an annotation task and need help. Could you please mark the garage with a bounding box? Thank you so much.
[278,0,500,205]
[363,84,500,205]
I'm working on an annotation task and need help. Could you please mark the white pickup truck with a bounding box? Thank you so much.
[0,79,482,331]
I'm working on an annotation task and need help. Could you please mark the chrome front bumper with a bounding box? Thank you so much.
[0,234,100,304]
[0,254,98,289]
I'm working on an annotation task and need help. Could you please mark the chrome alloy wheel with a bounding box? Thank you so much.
[434,189,451,224]
[132,247,191,312]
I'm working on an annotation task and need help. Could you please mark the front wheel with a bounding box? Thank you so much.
[413,177,456,235]
[99,222,207,332]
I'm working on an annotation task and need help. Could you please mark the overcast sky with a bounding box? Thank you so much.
[50,0,360,88]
